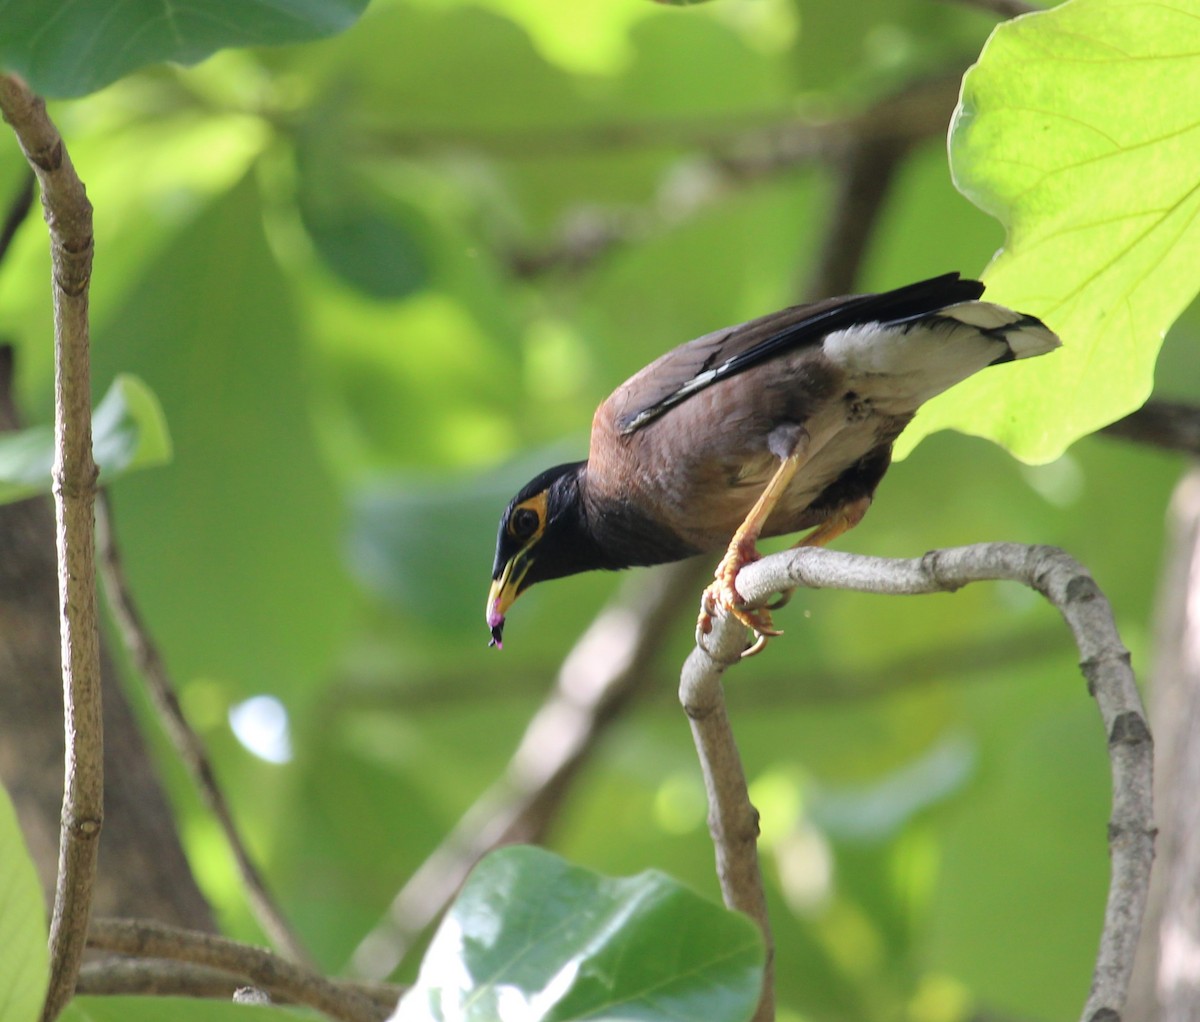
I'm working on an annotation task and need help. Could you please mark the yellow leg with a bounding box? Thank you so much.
[766,496,871,615]
[700,485,872,656]
[699,447,806,644]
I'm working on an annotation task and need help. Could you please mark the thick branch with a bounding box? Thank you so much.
[712,543,1152,1021]
[0,74,102,1022]
[95,492,312,965]
[87,918,390,1022]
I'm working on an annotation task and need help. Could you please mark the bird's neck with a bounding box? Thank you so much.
[577,464,700,571]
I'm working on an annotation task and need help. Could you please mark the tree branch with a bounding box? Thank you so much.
[76,955,403,1012]
[680,621,775,1022]
[349,559,709,979]
[0,73,102,1022]
[86,918,391,1022]
[94,491,313,965]
[706,542,1152,1021]
[0,167,35,266]
[1102,399,1200,457]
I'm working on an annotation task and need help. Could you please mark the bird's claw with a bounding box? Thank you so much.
[697,551,782,657]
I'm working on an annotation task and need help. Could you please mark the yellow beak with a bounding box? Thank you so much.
[486,549,535,648]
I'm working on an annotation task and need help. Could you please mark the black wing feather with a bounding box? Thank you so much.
[618,273,985,435]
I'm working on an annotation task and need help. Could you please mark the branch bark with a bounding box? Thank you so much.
[697,543,1152,1022]
[87,918,392,1022]
[0,73,102,1022]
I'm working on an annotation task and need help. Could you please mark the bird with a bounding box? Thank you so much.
[486,273,1059,650]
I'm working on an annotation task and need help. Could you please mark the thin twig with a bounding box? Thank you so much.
[76,956,404,1011]
[1102,399,1200,457]
[718,542,1153,1021]
[803,134,911,300]
[87,918,390,1022]
[349,559,708,979]
[94,491,313,965]
[0,73,102,1022]
[0,167,35,266]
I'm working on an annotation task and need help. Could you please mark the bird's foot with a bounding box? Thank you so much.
[697,545,782,657]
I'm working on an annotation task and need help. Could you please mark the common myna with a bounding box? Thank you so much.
[487,273,1059,649]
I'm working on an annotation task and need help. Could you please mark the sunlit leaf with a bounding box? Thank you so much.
[0,781,47,1022]
[392,846,764,1022]
[0,374,171,504]
[901,0,1200,462]
[0,0,369,98]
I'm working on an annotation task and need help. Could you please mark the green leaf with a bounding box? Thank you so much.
[0,0,369,99]
[0,782,48,1022]
[902,0,1200,463]
[0,374,172,504]
[394,845,764,1022]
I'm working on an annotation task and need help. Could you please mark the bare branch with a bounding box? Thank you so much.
[94,491,313,965]
[0,73,102,1022]
[709,542,1153,1021]
[1102,399,1200,456]
[680,623,775,1022]
[0,168,35,266]
[87,918,391,1022]
[349,559,708,979]
[77,956,404,1011]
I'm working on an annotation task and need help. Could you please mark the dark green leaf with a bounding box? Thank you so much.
[394,845,764,1022]
[0,0,369,98]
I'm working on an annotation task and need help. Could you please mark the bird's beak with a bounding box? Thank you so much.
[486,550,535,649]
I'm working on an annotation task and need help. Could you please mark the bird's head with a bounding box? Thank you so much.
[487,460,598,648]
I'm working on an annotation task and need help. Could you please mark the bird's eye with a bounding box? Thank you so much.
[510,507,540,540]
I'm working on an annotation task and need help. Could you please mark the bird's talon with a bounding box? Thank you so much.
[767,588,794,611]
[741,632,770,658]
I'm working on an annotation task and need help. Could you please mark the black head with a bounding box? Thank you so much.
[486,460,606,648]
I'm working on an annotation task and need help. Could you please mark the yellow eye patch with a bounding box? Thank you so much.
[508,491,548,542]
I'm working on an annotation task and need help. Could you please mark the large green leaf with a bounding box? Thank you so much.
[0,782,47,1022]
[0,0,369,99]
[0,374,171,504]
[393,846,764,1022]
[900,0,1200,463]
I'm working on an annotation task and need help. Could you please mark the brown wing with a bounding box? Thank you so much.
[604,273,984,435]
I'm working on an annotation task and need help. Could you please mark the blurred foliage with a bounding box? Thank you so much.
[0,0,1192,1020]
